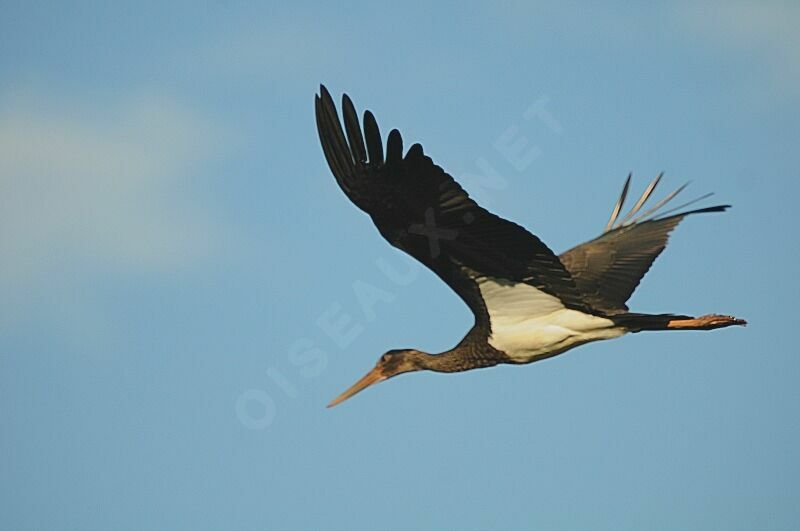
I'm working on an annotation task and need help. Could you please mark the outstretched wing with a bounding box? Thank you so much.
[315,85,592,336]
[560,174,729,313]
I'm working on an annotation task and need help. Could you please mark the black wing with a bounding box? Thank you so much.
[560,174,729,313]
[315,86,592,335]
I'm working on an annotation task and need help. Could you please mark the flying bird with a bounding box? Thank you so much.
[315,85,745,408]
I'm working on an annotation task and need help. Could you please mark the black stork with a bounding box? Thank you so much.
[315,86,746,408]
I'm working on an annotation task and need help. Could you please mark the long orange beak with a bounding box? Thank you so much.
[327,366,386,408]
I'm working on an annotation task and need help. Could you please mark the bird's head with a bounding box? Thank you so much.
[327,349,426,408]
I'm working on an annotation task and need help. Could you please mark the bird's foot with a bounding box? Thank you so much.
[667,314,747,330]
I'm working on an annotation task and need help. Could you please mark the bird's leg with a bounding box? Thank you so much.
[667,314,747,330]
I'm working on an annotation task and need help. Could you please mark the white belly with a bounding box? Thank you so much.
[488,308,626,363]
[475,275,626,363]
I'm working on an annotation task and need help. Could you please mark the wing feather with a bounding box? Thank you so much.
[363,110,384,165]
[561,174,729,312]
[315,86,593,334]
[342,94,367,163]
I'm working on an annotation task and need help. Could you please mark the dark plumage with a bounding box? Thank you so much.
[560,174,729,313]
[315,86,746,408]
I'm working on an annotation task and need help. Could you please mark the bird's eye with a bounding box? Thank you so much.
[381,354,392,363]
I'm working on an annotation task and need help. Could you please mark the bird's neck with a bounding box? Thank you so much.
[414,347,500,373]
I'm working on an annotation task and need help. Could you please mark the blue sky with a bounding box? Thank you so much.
[1,1,799,529]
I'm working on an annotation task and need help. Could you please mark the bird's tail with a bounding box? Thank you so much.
[612,312,747,332]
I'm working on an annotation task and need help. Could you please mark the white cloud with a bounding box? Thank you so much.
[0,88,231,339]
[677,1,800,97]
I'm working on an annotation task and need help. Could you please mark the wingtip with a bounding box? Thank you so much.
[342,92,353,108]
[618,172,665,227]
[605,173,632,232]
[386,128,403,162]
[362,109,384,165]
[406,142,423,158]
[319,84,333,104]
[341,92,367,163]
